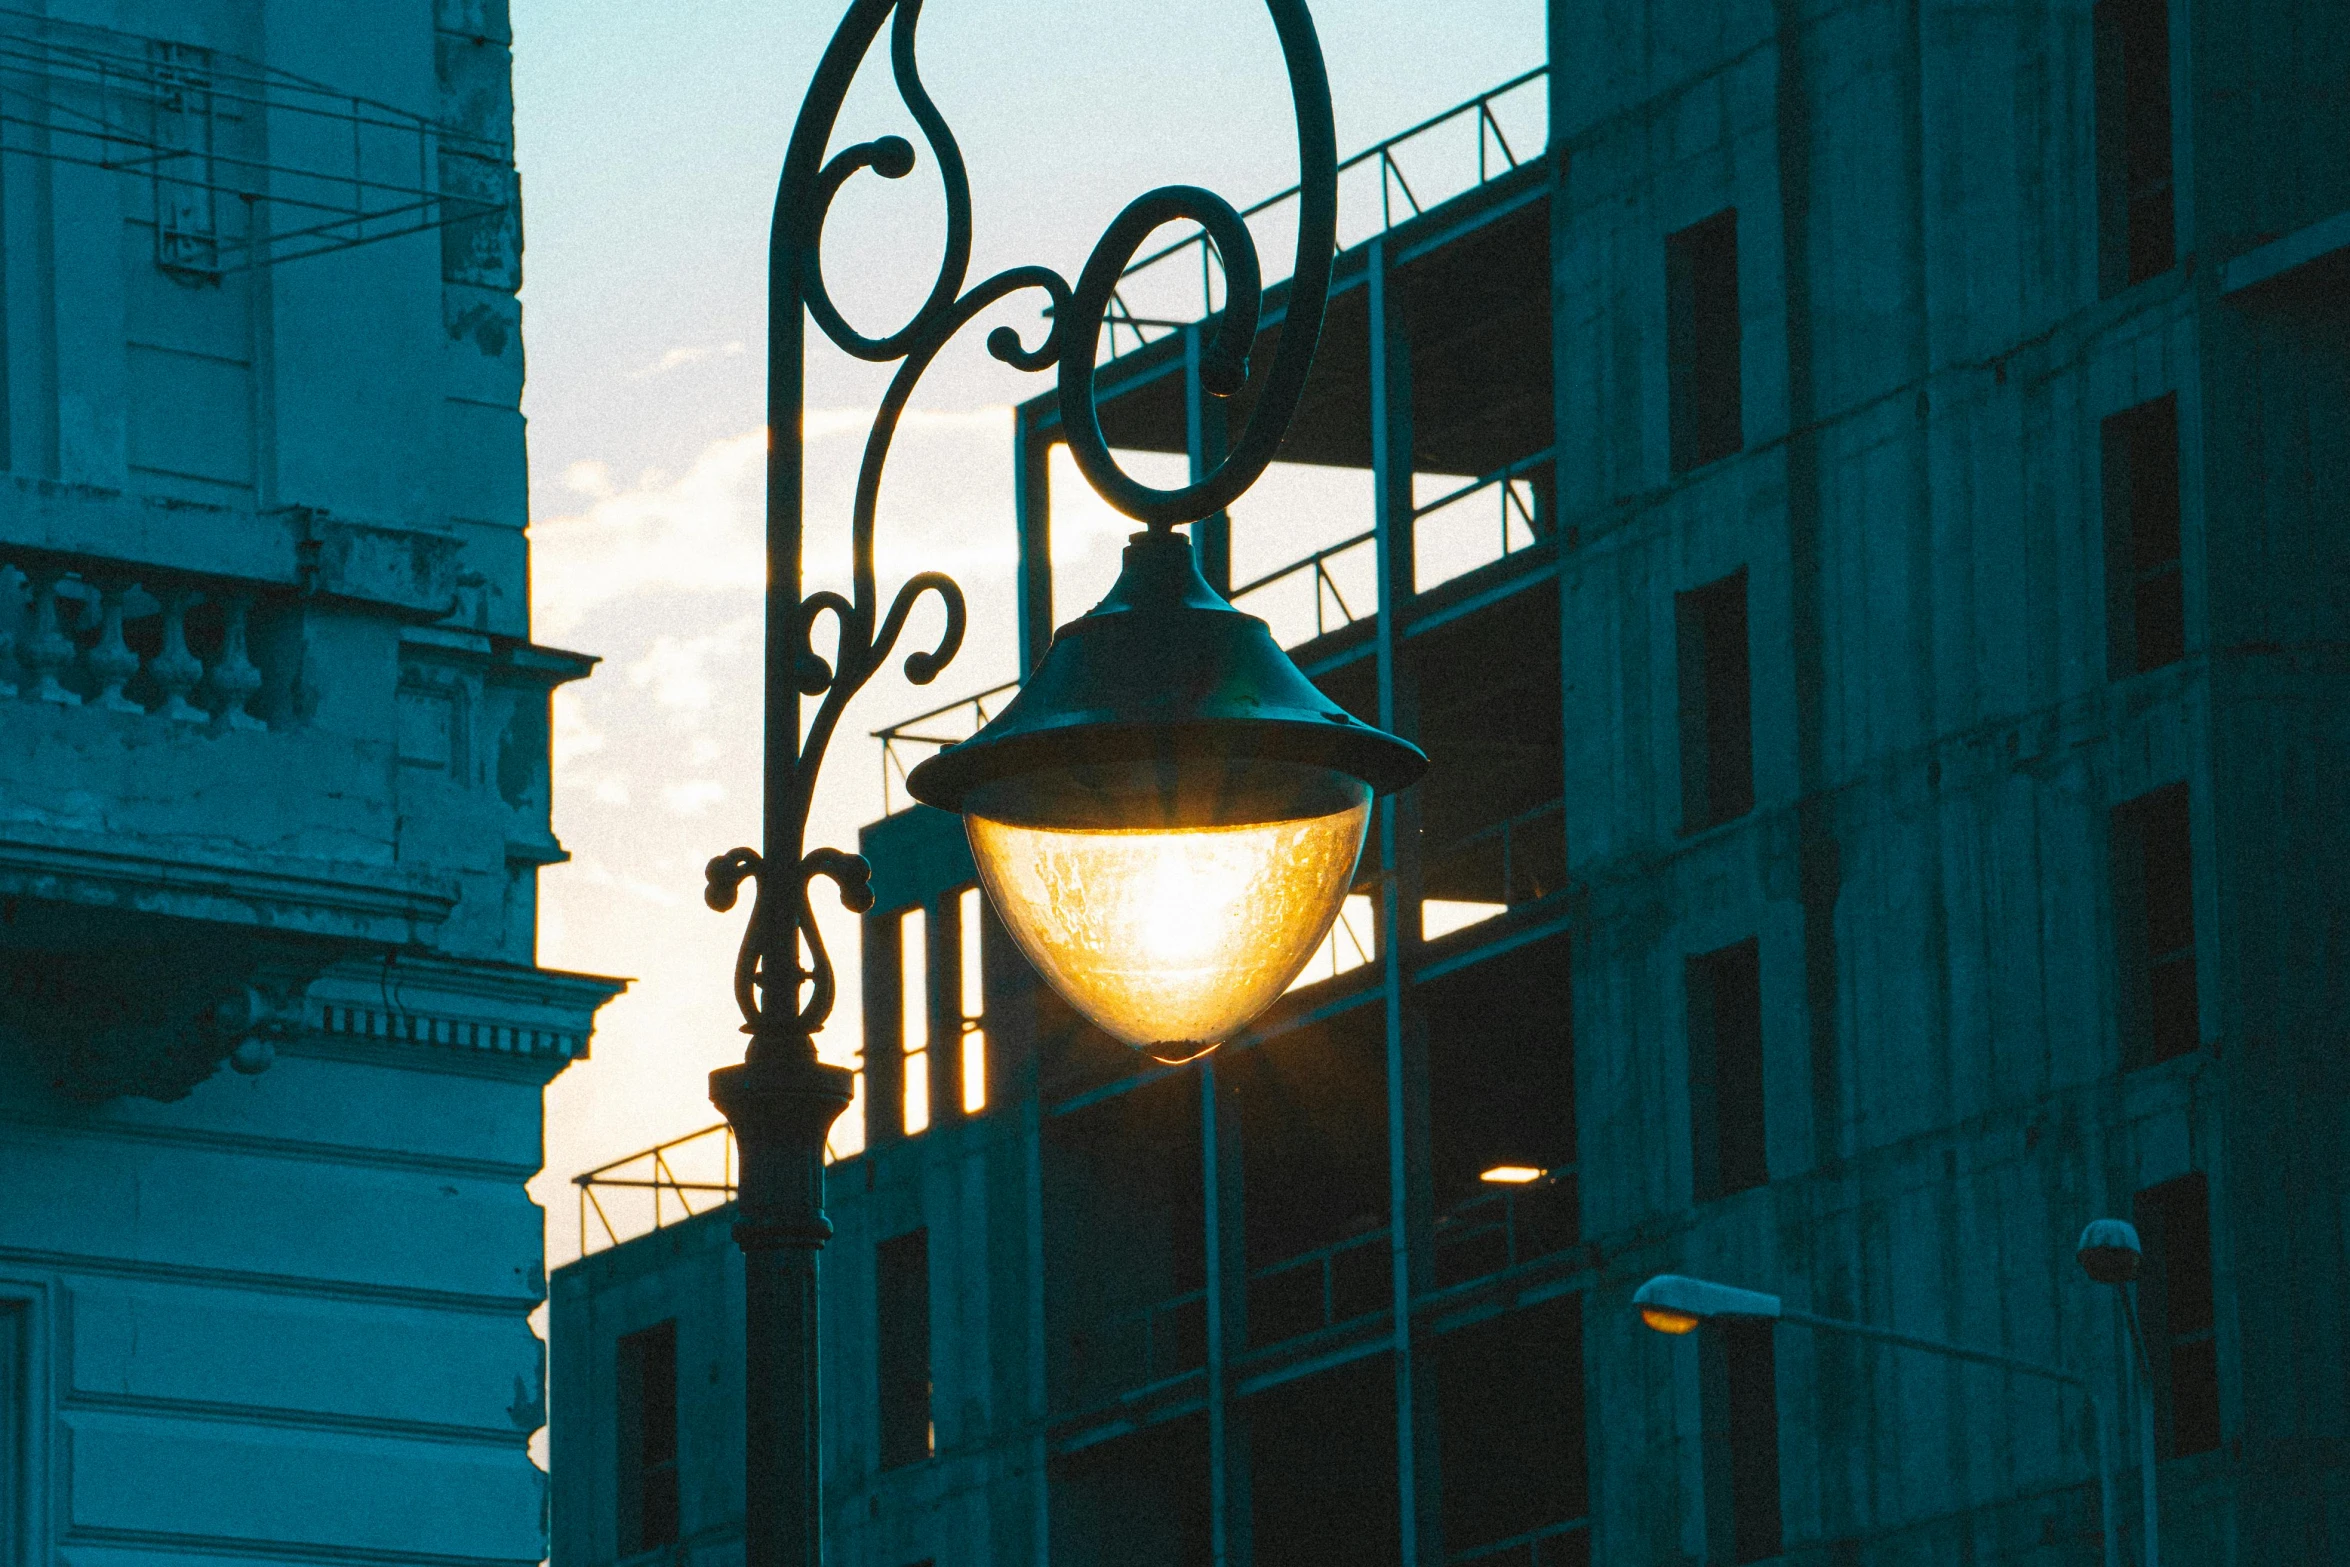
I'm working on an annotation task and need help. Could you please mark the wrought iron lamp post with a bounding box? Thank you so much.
[699,5,1420,1566]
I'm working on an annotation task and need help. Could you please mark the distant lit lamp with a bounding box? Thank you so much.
[909,529,1424,1056]
[1632,1273,1783,1337]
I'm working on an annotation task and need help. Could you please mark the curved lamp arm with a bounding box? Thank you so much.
[705,0,1340,1058]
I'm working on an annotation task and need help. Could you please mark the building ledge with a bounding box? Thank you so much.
[2219,209,2350,299]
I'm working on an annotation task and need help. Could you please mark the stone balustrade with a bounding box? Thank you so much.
[0,561,276,729]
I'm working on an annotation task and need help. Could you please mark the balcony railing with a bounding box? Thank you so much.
[574,1122,737,1256]
[1431,1167,1576,1290]
[871,678,1018,815]
[1448,1519,1591,1567]
[1105,65,1548,352]
[0,561,280,726]
[1231,447,1554,650]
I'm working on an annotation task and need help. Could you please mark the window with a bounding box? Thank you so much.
[901,907,929,1136]
[958,887,987,1114]
[1677,571,1754,833]
[1701,1319,1781,1564]
[877,1228,933,1469]
[2135,1173,2220,1458]
[2094,0,2175,292]
[1667,210,1743,472]
[2103,394,2184,676]
[2112,783,2198,1066]
[1688,939,1766,1200]
[615,1320,680,1556]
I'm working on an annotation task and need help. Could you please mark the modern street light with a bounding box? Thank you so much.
[2076,1219,2162,1567]
[1632,1274,2121,1567]
[697,4,1419,1567]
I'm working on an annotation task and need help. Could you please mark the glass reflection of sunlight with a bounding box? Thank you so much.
[969,799,1371,1052]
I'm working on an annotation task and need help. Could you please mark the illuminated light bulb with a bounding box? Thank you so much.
[967,789,1371,1054]
[1641,1306,1702,1336]
[1479,1165,1545,1184]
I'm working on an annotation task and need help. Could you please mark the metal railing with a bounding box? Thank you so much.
[1230,447,1556,647]
[1105,65,1548,351]
[1447,1518,1591,1567]
[1431,1167,1576,1289]
[574,1122,737,1257]
[871,678,1018,814]
[1247,1223,1393,1343]
[1426,798,1569,910]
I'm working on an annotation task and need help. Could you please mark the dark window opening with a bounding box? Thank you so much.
[1042,1073,1206,1414]
[615,1319,680,1556]
[1047,1415,1212,1567]
[877,1229,934,1469]
[1251,1355,1401,1567]
[2112,783,2198,1066]
[1231,1009,1390,1348]
[1677,571,1754,833]
[1426,935,1578,1290]
[2095,0,2176,292]
[2103,394,2185,675]
[1667,210,1743,473]
[1701,1319,1782,1565]
[2137,1173,2221,1459]
[1688,939,1767,1200]
[1436,1296,1589,1563]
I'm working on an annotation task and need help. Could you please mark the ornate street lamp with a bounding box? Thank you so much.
[699,3,1421,1565]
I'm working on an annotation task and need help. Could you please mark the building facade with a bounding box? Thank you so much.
[551,0,2348,1562]
[0,4,619,1565]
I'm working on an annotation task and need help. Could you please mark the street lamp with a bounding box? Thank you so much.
[1632,1274,2121,1567]
[2075,1219,2162,1567]
[696,4,1418,1567]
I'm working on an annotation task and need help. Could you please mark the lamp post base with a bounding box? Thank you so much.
[712,1054,856,1567]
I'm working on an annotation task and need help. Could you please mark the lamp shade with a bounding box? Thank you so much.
[907,530,1425,1054]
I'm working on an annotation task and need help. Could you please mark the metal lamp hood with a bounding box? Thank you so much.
[906,529,1427,815]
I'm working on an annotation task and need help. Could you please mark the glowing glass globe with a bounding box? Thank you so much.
[963,761,1371,1052]
[908,530,1424,1055]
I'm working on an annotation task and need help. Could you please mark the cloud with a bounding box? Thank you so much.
[661,779,727,817]
[628,341,748,380]
[533,434,769,638]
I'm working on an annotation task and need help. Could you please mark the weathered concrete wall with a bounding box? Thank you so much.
[0,3,622,1563]
[1556,0,2346,1559]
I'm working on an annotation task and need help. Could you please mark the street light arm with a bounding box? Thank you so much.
[1777,1307,2084,1389]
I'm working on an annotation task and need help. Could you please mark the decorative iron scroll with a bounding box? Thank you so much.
[705,0,1338,1054]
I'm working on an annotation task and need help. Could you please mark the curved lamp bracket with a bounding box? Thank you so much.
[710,0,1340,1049]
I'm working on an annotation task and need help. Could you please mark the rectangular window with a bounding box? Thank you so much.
[1677,570,1754,833]
[2103,395,2185,676]
[2136,1173,2220,1458]
[2112,783,2198,1066]
[1701,1318,1782,1565]
[1667,210,1743,473]
[959,887,988,1114]
[876,1229,934,1469]
[901,908,929,1136]
[2094,0,2176,292]
[1688,939,1767,1200]
[615,1320,680,1556]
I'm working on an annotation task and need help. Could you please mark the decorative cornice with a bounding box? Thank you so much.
[0,832,457,945]
[302,953,628,1067]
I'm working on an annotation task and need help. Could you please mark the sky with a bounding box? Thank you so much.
[513,0,1548,1270]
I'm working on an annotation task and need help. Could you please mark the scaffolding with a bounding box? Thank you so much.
[0,7,510,276]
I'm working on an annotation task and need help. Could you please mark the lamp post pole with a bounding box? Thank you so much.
[699,7,1343,1567]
